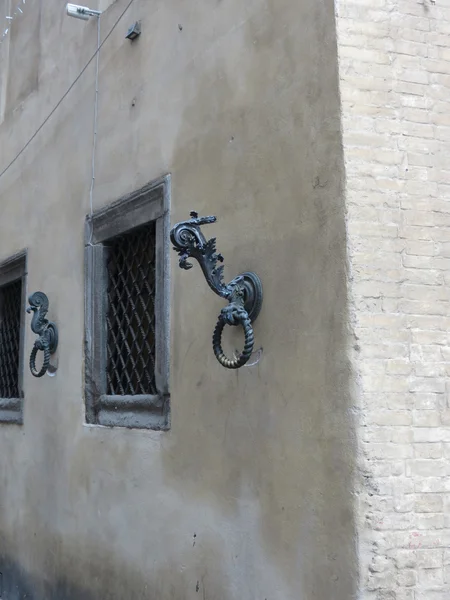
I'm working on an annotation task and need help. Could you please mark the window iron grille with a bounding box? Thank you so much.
[105,223,157,396]
[0,279,22,398]
[85,176,170,430]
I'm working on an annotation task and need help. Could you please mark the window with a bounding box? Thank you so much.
[106,222,157,396]
[85,176,170,430]
[0,251,27,424]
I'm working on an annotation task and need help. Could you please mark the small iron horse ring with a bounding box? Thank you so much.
[29,338,52,378]
[27,292,58,378]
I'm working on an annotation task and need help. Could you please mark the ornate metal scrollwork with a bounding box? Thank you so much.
[27,292,58,378]
[170,212,263,369]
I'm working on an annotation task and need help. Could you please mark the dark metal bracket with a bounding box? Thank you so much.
[170,212,263,369]
[27,292,58,378]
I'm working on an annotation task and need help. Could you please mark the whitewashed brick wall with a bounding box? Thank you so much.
[336,0,450,597]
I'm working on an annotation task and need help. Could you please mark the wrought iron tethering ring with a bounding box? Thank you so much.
[170,212,263,369]
[27,292,58,378]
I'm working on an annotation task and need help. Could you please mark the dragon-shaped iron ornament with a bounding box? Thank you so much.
[27,292,58,378]
[170,212,263,369]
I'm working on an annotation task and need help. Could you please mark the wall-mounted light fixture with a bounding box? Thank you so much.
[170,212,263,369]
[27,292,59,378]
[66,3,101,20]
[126,21,141,41]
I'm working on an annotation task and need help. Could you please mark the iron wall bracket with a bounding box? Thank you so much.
[27,292,58,378]
[170,212,263,369]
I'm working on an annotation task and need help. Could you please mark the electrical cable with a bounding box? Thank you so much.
[89,13,101,232]
[0,0,135,182]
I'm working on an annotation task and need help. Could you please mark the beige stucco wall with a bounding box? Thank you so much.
[0,0,357,598]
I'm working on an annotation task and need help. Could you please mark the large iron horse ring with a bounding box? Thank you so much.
[170,212,263,369]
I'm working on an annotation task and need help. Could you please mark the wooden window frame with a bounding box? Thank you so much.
[84,176,170,430]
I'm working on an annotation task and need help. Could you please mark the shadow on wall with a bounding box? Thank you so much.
[0,1,356,599]
[1,533,230,600]
[1,555,99,600]
[1,553,136,600]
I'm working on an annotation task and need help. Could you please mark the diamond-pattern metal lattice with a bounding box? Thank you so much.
[0,280,22,398]
[106,223,157,396]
